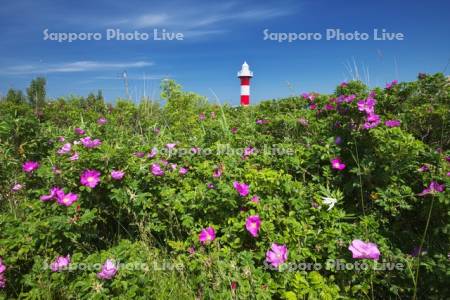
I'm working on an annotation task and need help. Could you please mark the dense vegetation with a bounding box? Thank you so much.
[0,73,449,299]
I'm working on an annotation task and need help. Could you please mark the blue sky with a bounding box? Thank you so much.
[1,0,449,105]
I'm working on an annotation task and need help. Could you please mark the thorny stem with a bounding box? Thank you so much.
[412,195,435,300]
[351,137,373,300]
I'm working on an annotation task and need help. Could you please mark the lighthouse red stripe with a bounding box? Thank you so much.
[240,77,250,85]
[241,95,250,106]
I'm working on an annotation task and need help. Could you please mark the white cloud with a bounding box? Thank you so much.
[1,61,153,75]
[182,29,228,38]
[134,13,170,27]
[112,4,292,37]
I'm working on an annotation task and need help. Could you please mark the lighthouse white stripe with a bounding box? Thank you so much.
[241,85,250,95]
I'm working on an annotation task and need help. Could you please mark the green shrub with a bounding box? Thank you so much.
[0,75,449,299]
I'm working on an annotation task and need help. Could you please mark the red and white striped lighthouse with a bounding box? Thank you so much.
[237,61,253,106]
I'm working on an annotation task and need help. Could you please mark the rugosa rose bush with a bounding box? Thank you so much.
[0,75,449,299]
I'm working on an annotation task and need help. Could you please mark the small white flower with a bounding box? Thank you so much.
[73,140,80,145]
[322,196,337,211]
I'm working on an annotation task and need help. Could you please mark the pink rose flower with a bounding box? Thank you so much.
[111,170,125,180]
[22,161,40,173]
[233,181,249,197]
[51,255,70,272]
[199,227,216,245]
[245,215,261,237]
[348,239,380,260]
[266,243,288,268]
[97,259,118,280]
[151,164,164,176]
[80,170,101,188]
[331,157,346,171]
